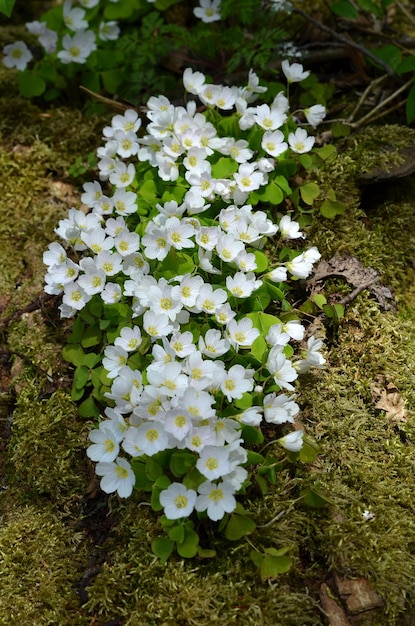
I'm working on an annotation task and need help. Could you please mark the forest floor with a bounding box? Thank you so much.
[1,7,415,626]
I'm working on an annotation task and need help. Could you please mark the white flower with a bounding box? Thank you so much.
[142,225,170,261]
[264,392,299,424]
[87,424,120,462]
[195,480,237,521]
[268,266,288,283]
[216,233,244,263]
[195,284,227,314]
[266,321,305,346]
[362,509,376,521]
[194,0,222,23]
[279,215,303,239]
[114,230,140,257]
[147,361,188,397]
[281,60,310,83]
[2,41,32,71]
[99,20,120,41]
[63,0,88,31]
[183,67,206,95]
[114,326,142,352]
[238,69,267,103]
[103,345,128,378]
[226,272,262,298]
[164,408,193,441]
[296,336,326,372]
[267,347,298,391]
[199,329,230,358]
[95,457,135,498]
[288,128,315,154]
[240,406,263,426]
[62,282,91,310]
[286,252,313,279]
[135,421,170,455]
[196,446,232,480]
[221,364,254,401]
[101,283,122,304]
[278,430,304,452]
[58,30,97,64]
[254,104,286,130]
[109,162,136,188]
[304,104,326,128]
[160,483,197,519]
[95,250,123,276]
[226,317,260,348]
[261,130,288,157]
[233,162,265,193]
[166,217,195,250]
[143,311,174,339]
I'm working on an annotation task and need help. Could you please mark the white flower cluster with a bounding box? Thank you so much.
[44,64,326,521]
[2,0,121,71]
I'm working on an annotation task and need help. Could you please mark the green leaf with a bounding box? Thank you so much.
[357,0,382,17]
[81,326,102,348]
[300,483,334,508]
[151,537,174,563]
[211,157,238,178]
[249,550,264,568]
[247,311,281,335]
[18,72,46,98]
[397,58,415,74]
[250,335,267,363]
[81,352,101,369]
[246,450,265,465]
[170,451,197,477]
[168,523,185,543]
[299,182,320,205]
[197,546,216,558]
[253,250,269,273]
[74,365,90,390]
[323,303,344,321]
[260,554,292,579]
[311,294,327,309]
[235,392,253,410]
[257,181,284,204]
[320,192,347,218]
[78,397,100,418]
[0,0,16,17]
[225,514,256,540]
[331,0,358,19]
[299,437,320,463]
[67,318,85,344]
[62,344,85,367]
[316,144,337,161]
[373,45,402,72]
[101,69,124,94]
[176,539,198,558]
[241,425,264,445]
[254,473,269,496]
[331,123,351,138]
[146,458,164,481]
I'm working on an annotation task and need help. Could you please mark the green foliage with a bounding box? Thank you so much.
[0,0,15,17]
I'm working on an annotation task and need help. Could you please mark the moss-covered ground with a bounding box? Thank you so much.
[1,38,415,626]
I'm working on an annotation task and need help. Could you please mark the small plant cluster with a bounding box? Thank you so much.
[1,0,294,107]
[44,63,327,564]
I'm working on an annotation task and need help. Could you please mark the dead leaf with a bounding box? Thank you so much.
[333,576,384,615]
[370,377,407,423]
[309,253,395,311]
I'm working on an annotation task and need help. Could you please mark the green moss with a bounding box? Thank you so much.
[0,37,414,623]
[8,381,88,502]
[0,499,89,626]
